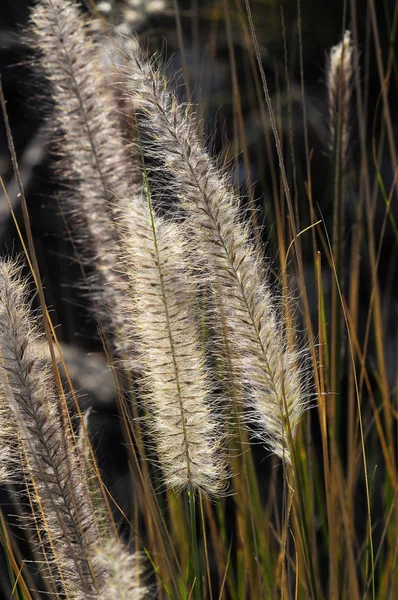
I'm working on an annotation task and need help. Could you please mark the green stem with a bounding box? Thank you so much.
[187,490,201,600]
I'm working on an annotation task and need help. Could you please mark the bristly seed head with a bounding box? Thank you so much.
[116,42,309,463]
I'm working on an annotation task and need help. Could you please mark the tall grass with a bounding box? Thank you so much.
[0,0,397,598]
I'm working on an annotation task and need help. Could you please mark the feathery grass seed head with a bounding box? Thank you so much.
[0,257,105,597]
[120,190,227,494]
[29,0,141,355]
[96,540,148,600]
[118,43,308,462]
[327,30,353,167]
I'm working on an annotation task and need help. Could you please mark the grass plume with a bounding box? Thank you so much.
[118,44,307,462]
[120,180,227,494]
[29,0,140,354]
[327,29,354,172]
[96,540,147,600]
[0,258,104,597]
[0,257,149,598]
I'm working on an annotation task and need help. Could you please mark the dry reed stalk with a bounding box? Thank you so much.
[118,44,307,462]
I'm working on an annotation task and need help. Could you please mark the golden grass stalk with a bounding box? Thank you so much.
[118,44,307,462]
[29,0,140,355]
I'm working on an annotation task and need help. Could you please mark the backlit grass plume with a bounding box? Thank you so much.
[118,45,307,462]
[0,258,104,597]
[29,0,140,354]
[96,540,147,600]
[327,30,353,170]
[120,186,226,494]
[0,258,148,598]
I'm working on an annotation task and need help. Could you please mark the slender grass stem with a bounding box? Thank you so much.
[187,490,200,600]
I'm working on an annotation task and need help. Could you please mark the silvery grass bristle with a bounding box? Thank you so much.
[29,0,141,357]
[117,44,308,463]
[0,258,104,597]
[0,258,148,599]
[120,183,227,495]
[96,540,147,600]
[77,415,148,600]
[327,30,353,170]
